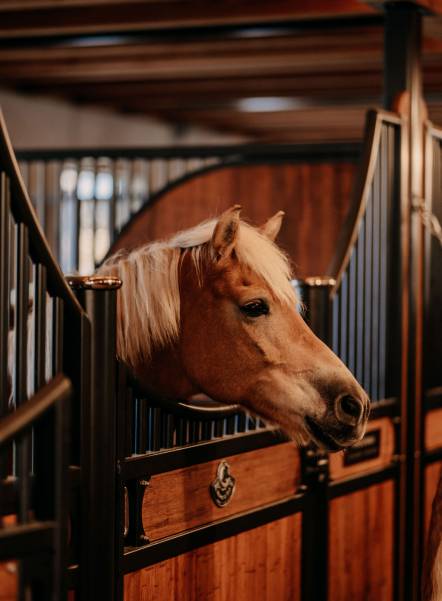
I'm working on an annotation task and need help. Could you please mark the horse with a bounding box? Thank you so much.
[99,205,369,449]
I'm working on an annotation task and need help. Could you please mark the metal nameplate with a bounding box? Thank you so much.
[343,429,381,466]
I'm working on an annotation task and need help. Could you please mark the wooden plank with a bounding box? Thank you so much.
[328,481,394,601]
[424,461,442,538]
[0,2,378,38]
[124,513,301,601]
[141,442,301,541]
[425,407,442,451]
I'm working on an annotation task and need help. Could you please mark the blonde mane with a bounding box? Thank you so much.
[99,218,296,367]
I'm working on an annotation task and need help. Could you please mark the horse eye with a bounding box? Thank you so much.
[240,300,269,317]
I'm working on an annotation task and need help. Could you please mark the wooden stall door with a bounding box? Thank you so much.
[124,514,302,601]
[328,481,394,601]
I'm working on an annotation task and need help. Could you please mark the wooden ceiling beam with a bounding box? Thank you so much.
[0,50,383,83]
[0,1,379,38]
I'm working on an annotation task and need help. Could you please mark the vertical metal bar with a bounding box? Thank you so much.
[371,153,381,401]
[52,297,64,375]
[385,7,423,601]
[339,273,348,366]
[72,279,120,601]
[356,219,365,384]
[347,250,356,375]
[363,189,373,395]
[379,126,389,401]
[34,264,47,391]
[15,222,30,524]
[0,173,10,478]
[138,398,148,453]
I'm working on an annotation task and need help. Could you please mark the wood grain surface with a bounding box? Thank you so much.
[111,162,355,278]
[328,418,395,481]
[424,461,442,538]
[328,481,394,601]
[124,513,302,601]
[0,562,17,601]
[425,408,442,451]
[141,442,301,541]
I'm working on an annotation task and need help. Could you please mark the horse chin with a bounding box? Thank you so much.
[304,416,345,452]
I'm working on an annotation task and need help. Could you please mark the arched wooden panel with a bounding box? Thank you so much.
[110,162,355,278]
[124,514,301,601]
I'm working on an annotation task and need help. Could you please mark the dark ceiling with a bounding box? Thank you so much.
[1,1,442,142]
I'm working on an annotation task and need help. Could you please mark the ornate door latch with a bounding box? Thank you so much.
[210,460,236,507]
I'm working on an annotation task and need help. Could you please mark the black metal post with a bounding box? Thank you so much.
[69,275,122,601]
[295,277,334,601]
[384,4,425,601]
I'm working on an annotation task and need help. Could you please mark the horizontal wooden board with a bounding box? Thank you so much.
[124,513,301,601]
[328,417,395,480]
[425,408,442,451]
[328,480,394,601]
[141,442,301,541]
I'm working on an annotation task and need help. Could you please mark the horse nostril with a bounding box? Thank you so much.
[335,394,363,426]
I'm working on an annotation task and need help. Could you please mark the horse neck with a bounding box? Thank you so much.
[132,343,199,401]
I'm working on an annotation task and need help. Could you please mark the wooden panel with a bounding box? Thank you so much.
[328,417,395,480]
[142,442,300,541]
[113,163,355,278]
[0,562,17,601]
[424,461,442,539]
[124,513,301,601]
[425,407,442,451]
[328,481,394,601]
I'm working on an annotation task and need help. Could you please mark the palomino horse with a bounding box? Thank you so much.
[99,205,369,449]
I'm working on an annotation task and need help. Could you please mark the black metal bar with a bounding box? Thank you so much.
[15,222,30,526]
[52,384,70,600]
[119,429,287,480]
[122,494,304,573]
[0,173,10,478]
[52,296,64,376]
[328,463,399,498]
[0,374,71,449]
[69,276,121,601]
[384,6,424,601]
[301,448,329,601]
[34,263,47,390]
[15,142,361,163]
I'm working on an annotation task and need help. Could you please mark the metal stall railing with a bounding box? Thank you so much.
[16,143,359,274]
[0,108,88,600]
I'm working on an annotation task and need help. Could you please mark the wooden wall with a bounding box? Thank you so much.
[112,162,356,278]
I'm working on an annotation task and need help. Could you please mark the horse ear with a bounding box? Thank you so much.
[211,205,241,260]
[259,210,285,241]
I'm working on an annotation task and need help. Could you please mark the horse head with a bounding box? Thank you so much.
[102,205,369,451]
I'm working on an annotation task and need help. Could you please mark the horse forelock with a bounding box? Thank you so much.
[99,217,296,367]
